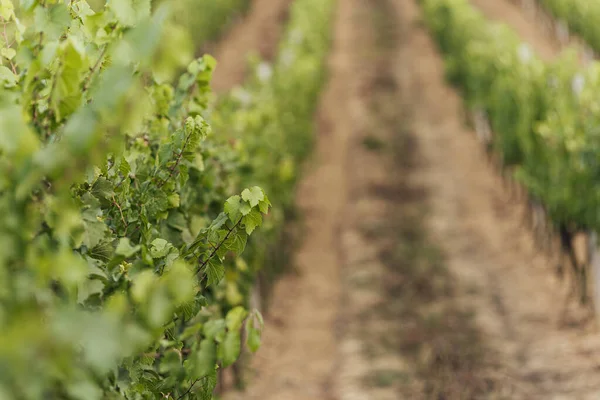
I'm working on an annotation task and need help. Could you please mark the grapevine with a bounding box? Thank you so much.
[0,0,333,398]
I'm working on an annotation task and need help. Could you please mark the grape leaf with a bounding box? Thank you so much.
[241,186,264,207]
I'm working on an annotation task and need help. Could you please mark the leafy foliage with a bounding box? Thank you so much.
[421,0,600,232]
[165,0,251,52]
[208,0,335,313]
[539,0,600,53]
[0,0,335,397]
[0,1,268,399]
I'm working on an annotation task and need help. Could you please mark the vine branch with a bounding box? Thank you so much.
[82,46,107,93]
[176,379,200,400]
[157,130,193,189]
[196,218,242,274]
[112,194,127,228]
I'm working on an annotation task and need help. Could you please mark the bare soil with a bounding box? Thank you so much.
[215,0,600,398]
[208,0,292,93]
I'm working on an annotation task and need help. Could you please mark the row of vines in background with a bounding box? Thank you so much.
[0,0,333,398]
[166,0,251,53]
[211,0,334,317]
[536,0,600,54]
[419,0,600,302]
[207,0,335,388]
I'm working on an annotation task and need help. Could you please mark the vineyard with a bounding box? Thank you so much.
[4,0,600,399]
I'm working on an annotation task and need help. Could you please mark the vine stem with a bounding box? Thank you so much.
[111,194,127,228]
[126,131,194,238]
[82,46,107,93]
[196,218,242,274]
[175,378,200,400]
[157,130,193,189]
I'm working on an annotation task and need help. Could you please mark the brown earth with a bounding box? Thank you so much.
[208,0,292,93]
[212,0,600,398]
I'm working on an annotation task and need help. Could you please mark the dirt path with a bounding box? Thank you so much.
[333,0,498,397]
[208,0,292,93]
[220,0,600,398]
[223,0,361,397]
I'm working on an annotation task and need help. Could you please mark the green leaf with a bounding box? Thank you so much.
[33,3,70,40]
[0,0,14,20]
[207,229,221,247]
[208,213,228,231]
[246,311,264,352]
[241,186,264,207]
[167,211,187,232]
[246,325,262,353]
[159,349,182,374]
[115,238,141,258]
[221,332,241,368]
[225,281,244,306]
[224,195,241,222]
[242,209,263,235]
[67,377,103,400]
[91,177,114,200]
[225,306,248,331]
[150,238,170,258]
[147,288,171,327]
[254,311,265,327]
[51,37,87,120]
[259,195,272,214]
[203,259,223,286]
[1,48,15,60]
[223,230,247,255]
[145,189,170,217]
[131,270,156,303]
[194,339,216,378]
[0,66,17,86]
[119,157,131,177]
[109,0,151,27]
[165,261,195,304]
[240,202,252,216]
[181,323,203,341]
[197,370,218,400]
[168,193,180,208]
[203,319,226,340]
[18,0,34,11]
[82,219,108,249]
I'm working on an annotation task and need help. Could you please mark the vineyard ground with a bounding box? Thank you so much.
[208,0,292,93]
[221,0,600,398]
